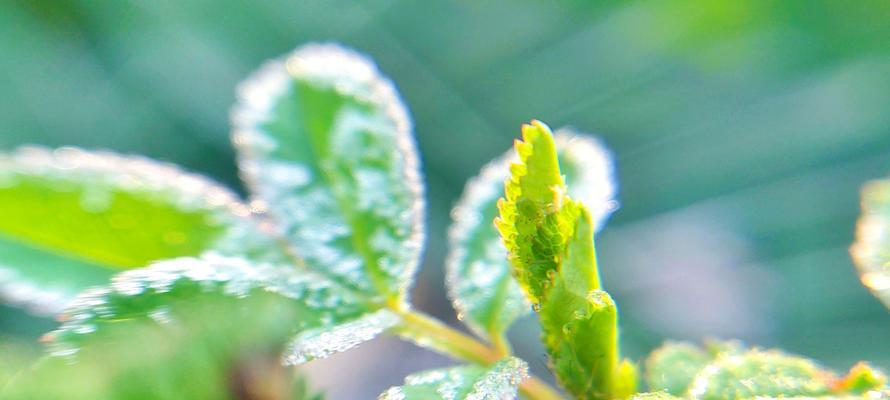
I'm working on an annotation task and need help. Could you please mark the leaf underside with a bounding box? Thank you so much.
[231,43,425,306]
[446,128,618,341]
[377,357,528,400]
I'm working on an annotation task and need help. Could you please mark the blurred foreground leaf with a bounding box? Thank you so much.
[3,277,320,399]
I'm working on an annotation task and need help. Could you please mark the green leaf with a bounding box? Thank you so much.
[851,178,890,309]
[446,128,618,341]
[495,120,633,399]
[377,357,528,400]
[645,341,712,395]
[44,254,369,359]
[3,281,320,400]
[0,146,280,315]
[687,349,833,399]
[232,43,425,306]
[283,308,400,365]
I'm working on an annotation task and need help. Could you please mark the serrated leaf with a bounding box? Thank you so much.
[377,357,528,400]
[687,349,833,399]
[3,282,318,400]
[0,146,281,315]
[44,253,368,359]
[446,129,618,341]
[495,120,632,399]
[851,178,890,309]
[645,341,712,395]
[231,43,425,306]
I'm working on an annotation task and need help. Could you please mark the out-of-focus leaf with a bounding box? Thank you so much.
[851,178,890,309]
[687,349,832,399]
[834,363,888,394]
[495,120,634,399]
[446,128,617,341]
[2,281,319,400]
[646,342,888,399]
[645,341,712,395]
[631,393,682,400]
[231,43,425,306]
[44,253,368,358]
[0,146,280,315]
[283,309,400,365]
[377,357,528,400]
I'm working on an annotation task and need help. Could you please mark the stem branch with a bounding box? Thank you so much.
[395,309,564,400]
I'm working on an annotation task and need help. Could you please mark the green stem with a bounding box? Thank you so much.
[395,309,564,400]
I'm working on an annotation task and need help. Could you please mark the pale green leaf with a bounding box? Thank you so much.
[851,178,890,309]
[645,341,712,395]
[446,129,618,340]
[687,349,832,399]
[45,254,369,359]
[377,357,528,400]
[0,146,280,315]
[232,43,425,306]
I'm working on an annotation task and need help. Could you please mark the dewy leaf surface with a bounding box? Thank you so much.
[231,43,425,306]
[0,146,276,315]
[377,357,528,400]
[45,253,368,360]
[446,128,618,340]
[851,178,890,309]
[495,120,631,399]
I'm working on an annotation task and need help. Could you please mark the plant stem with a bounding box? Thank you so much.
[395,309,564,400]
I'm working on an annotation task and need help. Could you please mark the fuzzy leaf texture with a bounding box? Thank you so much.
[446,128,618,341]
[0,147,277,316]
[495,120,635,399]
[644,341,888,399]
[851,178,890,310]
[377,357,528,400]
[3,283,323,400]
[231,43,425,306]
[44,253,397,367]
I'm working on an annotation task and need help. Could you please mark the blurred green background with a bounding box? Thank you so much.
[2,0,889,397]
